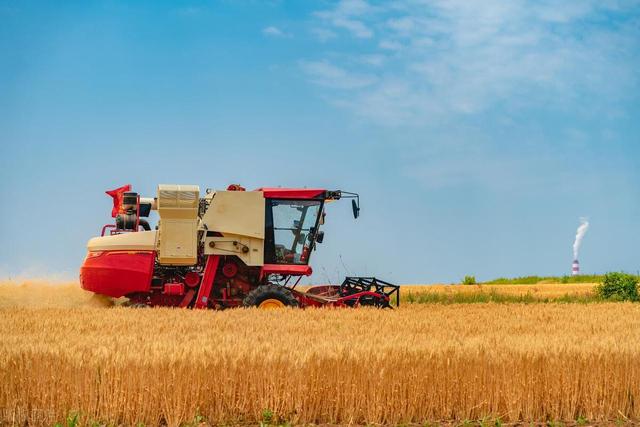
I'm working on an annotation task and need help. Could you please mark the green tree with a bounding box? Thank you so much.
[462,275,476,285]
[596,272,639,301]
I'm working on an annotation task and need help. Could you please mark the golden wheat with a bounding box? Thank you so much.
[0,281,595,308]
[403,283,597,298]
[1,291,639,426]
[0,280,112,309]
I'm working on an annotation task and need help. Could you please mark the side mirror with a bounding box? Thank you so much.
[351,199,360,219]
[316,231,324,244]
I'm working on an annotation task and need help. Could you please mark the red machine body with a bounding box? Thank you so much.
[80,185,398,309]
[80,251,154,298]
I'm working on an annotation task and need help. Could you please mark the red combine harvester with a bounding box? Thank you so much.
[80,184,399,309]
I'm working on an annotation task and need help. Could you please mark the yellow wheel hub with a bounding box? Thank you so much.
[258,298,285,309]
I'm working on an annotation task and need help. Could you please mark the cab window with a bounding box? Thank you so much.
[264,199,323,265]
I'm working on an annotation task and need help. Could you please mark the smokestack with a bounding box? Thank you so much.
[571,218,589,277]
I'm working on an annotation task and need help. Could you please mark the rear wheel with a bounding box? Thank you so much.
[243,284,299,309]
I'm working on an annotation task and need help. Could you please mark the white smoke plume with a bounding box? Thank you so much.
[573,218,590,260]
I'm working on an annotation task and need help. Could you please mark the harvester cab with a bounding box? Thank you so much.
[80,184,398,309]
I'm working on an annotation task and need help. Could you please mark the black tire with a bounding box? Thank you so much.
[242,284,299,308]
[369,295,393,309]
[379,299,393,309]
[351,294,393,309]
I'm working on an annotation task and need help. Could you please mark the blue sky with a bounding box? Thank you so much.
[1,0,639,283]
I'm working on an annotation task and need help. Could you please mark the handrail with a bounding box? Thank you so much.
[101,224,116,237]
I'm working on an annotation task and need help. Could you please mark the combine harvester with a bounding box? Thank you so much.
[80,184,399,309]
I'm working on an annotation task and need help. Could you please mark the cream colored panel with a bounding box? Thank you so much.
[201,191,264,238]
[204,233,264,266]
[157,184,199,207]
[157,184,199,265]
[157,184,200,220]
[87,231,158,252]
[158,219,197,265]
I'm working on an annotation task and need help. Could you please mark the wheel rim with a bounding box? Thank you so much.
[258,298,285,309]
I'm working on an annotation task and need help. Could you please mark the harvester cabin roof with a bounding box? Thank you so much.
[257,188,326,199]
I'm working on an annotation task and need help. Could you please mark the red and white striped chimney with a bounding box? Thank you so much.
[571,259,580,276]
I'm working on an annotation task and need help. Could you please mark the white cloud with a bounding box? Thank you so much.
[314,0,377,39]
[387,17,415,35]
[333,17,373,38]
[304,0,640,126]
[359,54,385,66]
[378,39,402,51]
[311,28,338,42]
[299,60,377,89]
[262,26,290,38]
[176,6,203,17]
[301,0,640,191]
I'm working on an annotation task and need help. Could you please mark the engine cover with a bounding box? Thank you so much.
[80,251,155,298]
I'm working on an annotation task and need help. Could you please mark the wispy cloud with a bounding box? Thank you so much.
[263,26,290,38]
[300,0,640,190]
[299,60,376,89]
[175,6,203,17]
[311,28,338,42]
[314,0,376,39]
[358,54,385,66]
[302,0,640,126]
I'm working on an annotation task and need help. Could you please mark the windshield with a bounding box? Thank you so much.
[264,199,323,265]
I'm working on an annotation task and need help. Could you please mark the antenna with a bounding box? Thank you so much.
[339,254,352,277]
[320,266,333,284]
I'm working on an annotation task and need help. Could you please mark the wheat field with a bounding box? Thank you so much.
[0,280,112,309]
[0,281,597,308]
[403,283,597,298]
[1,281,639,426]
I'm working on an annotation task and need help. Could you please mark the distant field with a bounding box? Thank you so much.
[0,280,605,308]
[404,282,596,296]
[484,274,607,284]
[402,283,598,303]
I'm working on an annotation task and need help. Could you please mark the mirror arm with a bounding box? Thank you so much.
[331,190,360,219]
